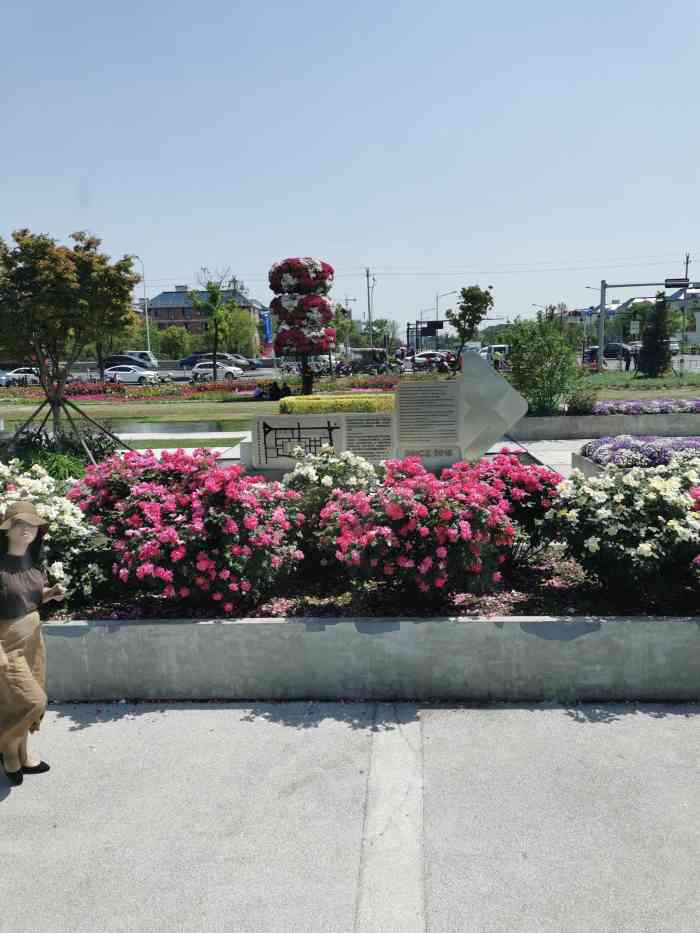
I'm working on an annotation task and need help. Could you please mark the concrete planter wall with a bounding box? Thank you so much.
[43,616,700,703]
[511,412,700,442]
[570,452,604,477]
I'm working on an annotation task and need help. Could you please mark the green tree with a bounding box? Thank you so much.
[363,317,399,351]
[638,292,672,377]
[508,317,579,415]
[160,325,191,360]
[332,304,354,351]
[217,303,257,356]
[188,281,239,380]
[0,229,138,435]
[446,285,494,360]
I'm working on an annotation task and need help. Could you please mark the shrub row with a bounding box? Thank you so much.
[280,394,395,414]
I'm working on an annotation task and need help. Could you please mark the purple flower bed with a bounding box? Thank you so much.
[581,435,700,467]
[593,398,700,415]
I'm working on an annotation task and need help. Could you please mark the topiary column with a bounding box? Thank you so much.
[268,257,336,395]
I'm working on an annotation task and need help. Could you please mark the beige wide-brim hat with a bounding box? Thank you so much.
[0,501,48,531]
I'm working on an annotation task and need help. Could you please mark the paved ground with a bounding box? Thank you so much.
[2,702,699,932]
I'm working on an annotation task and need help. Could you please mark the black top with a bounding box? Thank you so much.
[0,553,46,621]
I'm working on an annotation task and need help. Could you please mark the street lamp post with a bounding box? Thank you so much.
[435,290,458,350]
[132,255,151,354]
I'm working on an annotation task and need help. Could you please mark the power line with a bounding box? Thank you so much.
[140,254,694,285]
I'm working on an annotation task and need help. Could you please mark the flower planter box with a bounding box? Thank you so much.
[43,615,700,703]
[511,412,700,442]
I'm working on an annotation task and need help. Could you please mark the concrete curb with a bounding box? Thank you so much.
[43,615,700,702]
[571,451,604,477]
[511,411,700,441]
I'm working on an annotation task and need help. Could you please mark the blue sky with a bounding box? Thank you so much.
[2,0,698,333]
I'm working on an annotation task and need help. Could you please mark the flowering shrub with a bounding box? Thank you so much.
[581,435,700,468]
[318,456,515,605]
[441,452,563,563]
[283,445,378,570]
[543,460,700,591]
[280,394,394,414]
[269,257,336,357]
[68,449,305,613]
[593,398,700,415]
[0,460,106,600]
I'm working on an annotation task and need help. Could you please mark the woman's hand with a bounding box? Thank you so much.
[43,583,66,603]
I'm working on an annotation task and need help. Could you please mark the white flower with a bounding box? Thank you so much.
[48,561,65,579]
[636,542,653,557]
[584,536,600,553]
[320,476,333,488]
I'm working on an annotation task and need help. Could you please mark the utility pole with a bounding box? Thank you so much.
[682,252,691,350]
[365,268,374,350]
[597,280,606,373]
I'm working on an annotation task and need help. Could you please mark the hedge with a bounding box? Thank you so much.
[279,394,395,414]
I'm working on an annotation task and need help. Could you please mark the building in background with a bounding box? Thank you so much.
[141,285,272,354]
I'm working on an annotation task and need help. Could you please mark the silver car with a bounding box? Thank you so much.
[190,361,243,382]
[5,367,41,386]
[104,365,159,385]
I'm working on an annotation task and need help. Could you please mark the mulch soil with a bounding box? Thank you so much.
[45,550,699,621]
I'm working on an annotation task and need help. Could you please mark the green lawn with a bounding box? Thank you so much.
[0,399,280,425]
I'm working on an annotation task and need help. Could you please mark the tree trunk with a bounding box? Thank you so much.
[96,341,105,381]
[300,353,314,395]
[213,320,219,382]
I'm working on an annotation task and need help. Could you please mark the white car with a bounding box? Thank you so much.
[190,361,243,382]
[104,365,159,385]
[5,367,41,386]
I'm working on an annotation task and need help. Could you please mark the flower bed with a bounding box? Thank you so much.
[581,435,700,468]
[544,459,700,592]
[15,445,697,621]
[593,397,700,415]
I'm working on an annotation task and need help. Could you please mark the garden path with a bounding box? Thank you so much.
[2,701,698,932]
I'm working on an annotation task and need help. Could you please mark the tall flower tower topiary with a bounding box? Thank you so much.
[269,257,336,395]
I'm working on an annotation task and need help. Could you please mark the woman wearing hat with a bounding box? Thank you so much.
[0,501,65,786]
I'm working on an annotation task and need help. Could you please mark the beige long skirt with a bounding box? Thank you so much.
[0,612,47,752]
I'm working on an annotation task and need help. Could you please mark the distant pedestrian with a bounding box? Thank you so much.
[279,382,292,398]
[492,350,503,371]
[623,347,632,372]
[268,381,282,401]
[631,348,639,371]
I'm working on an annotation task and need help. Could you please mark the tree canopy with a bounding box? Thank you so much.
[0,228,139,432]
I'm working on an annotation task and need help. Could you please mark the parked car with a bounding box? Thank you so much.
[179,353,207,369]
[222,353,252,370]
[190,361,243,382]
[104,365,159,385]
[603,342,631,360]
[478,344,510,360]
[122,350,159,368]
[248,357,275,369]
[103,354,156,370]
[5,367,41,386]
